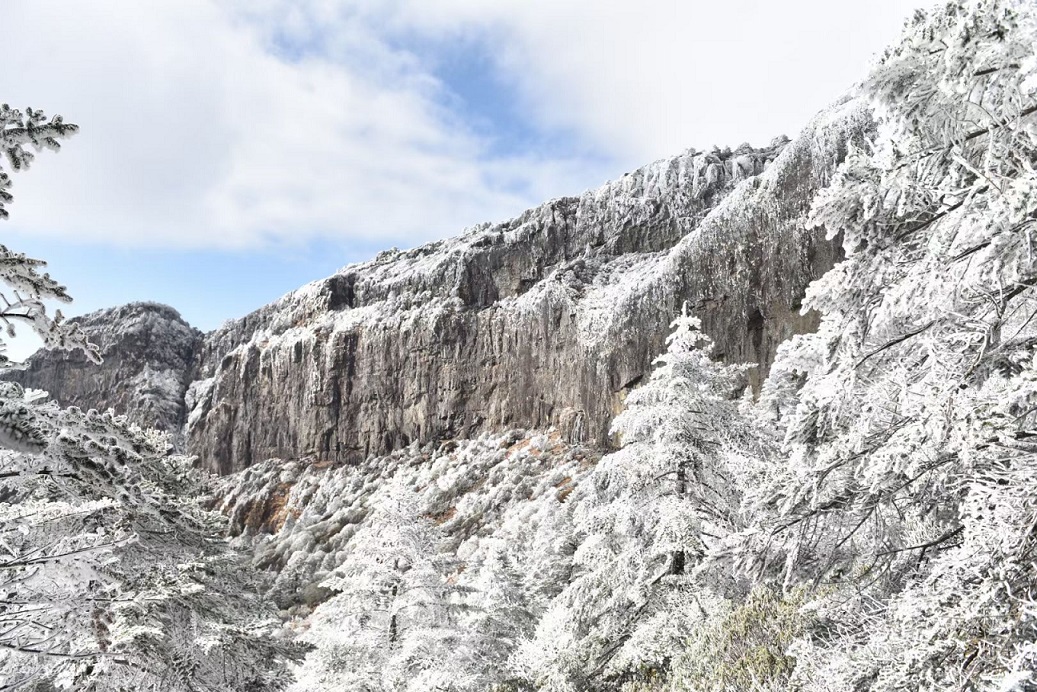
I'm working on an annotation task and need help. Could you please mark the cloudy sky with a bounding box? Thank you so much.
[4,0,927,357]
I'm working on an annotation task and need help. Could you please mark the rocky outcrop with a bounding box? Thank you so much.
[184,101,865,474]
[5,302,202,434]
[5,100,869,474]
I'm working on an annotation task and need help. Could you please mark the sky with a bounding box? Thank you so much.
[2,0,930,359]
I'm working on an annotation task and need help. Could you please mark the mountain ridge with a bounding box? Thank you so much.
[8,98,863,474]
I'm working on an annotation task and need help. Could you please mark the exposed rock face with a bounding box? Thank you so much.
[184,101,866,474]
[6,302,202,434]
[4,100,870,474]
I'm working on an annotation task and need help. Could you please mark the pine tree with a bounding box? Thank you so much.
[0,105,302,690]
[516,307,756,687]
[608,305,750,577]
[293,481,469,692]
[455,539,537,690]
[0,105,96,370]
[0,405,302,689]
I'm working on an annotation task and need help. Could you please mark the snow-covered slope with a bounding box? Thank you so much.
[214,428,594,617]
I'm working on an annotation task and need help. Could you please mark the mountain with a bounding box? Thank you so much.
[9,100,863,475]
[5,301,202,434]
[3,95,866,685]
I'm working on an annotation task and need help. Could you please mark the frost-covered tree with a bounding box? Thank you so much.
[738,1,1037,687]
[606,306,752,577]
[0,105,300,689]
[452,539,537,690]
[293,481,472,692]
[0,105,96,373]
[0,401,300,690]
[515,308,757,688]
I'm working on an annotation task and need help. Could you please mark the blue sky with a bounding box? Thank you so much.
[2,0,929,358]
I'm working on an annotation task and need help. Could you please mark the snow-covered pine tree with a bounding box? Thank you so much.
[739,1,1037,687]
[0,403,302,689]
[606,306,751,577]
[515,306,756,688]
[0,105,96,368]
[0,105,301,690]
[453,539,538,690]
[293,480,471,692]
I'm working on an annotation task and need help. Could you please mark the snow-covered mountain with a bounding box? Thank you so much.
[11,101,862,475]
[12,2,1037,688]
[3,96,867,687]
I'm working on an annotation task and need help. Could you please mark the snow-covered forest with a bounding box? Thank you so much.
[3,0,1037,689]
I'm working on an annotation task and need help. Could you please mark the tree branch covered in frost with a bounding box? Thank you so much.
[0,398,304,689]
[0,106,302,689]
[0,105,97,368]
[732,2,1037,688]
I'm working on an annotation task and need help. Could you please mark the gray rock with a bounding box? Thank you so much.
[184,100,867,474]
[5,302,202,436]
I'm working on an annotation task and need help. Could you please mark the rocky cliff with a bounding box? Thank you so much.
[7,98,869,474]
[5,302,202,434]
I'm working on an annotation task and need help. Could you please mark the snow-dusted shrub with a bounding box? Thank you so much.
[666,587,814,692]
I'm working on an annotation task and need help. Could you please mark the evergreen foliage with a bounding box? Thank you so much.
[0,108,301,690]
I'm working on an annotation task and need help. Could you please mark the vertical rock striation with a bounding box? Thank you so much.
[183,101,866,474]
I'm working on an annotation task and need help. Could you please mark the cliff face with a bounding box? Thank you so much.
[183,101,865,474]
[5,302,202,434]
[7,99,869,474]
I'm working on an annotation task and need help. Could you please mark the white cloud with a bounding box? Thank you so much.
[378,0,933,160]
[3,0,597,250]
[1,0,931,251]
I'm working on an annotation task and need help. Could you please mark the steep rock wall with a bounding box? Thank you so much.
[184,101,867,474]
[5,302,202,433]
[5,101,868,474]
